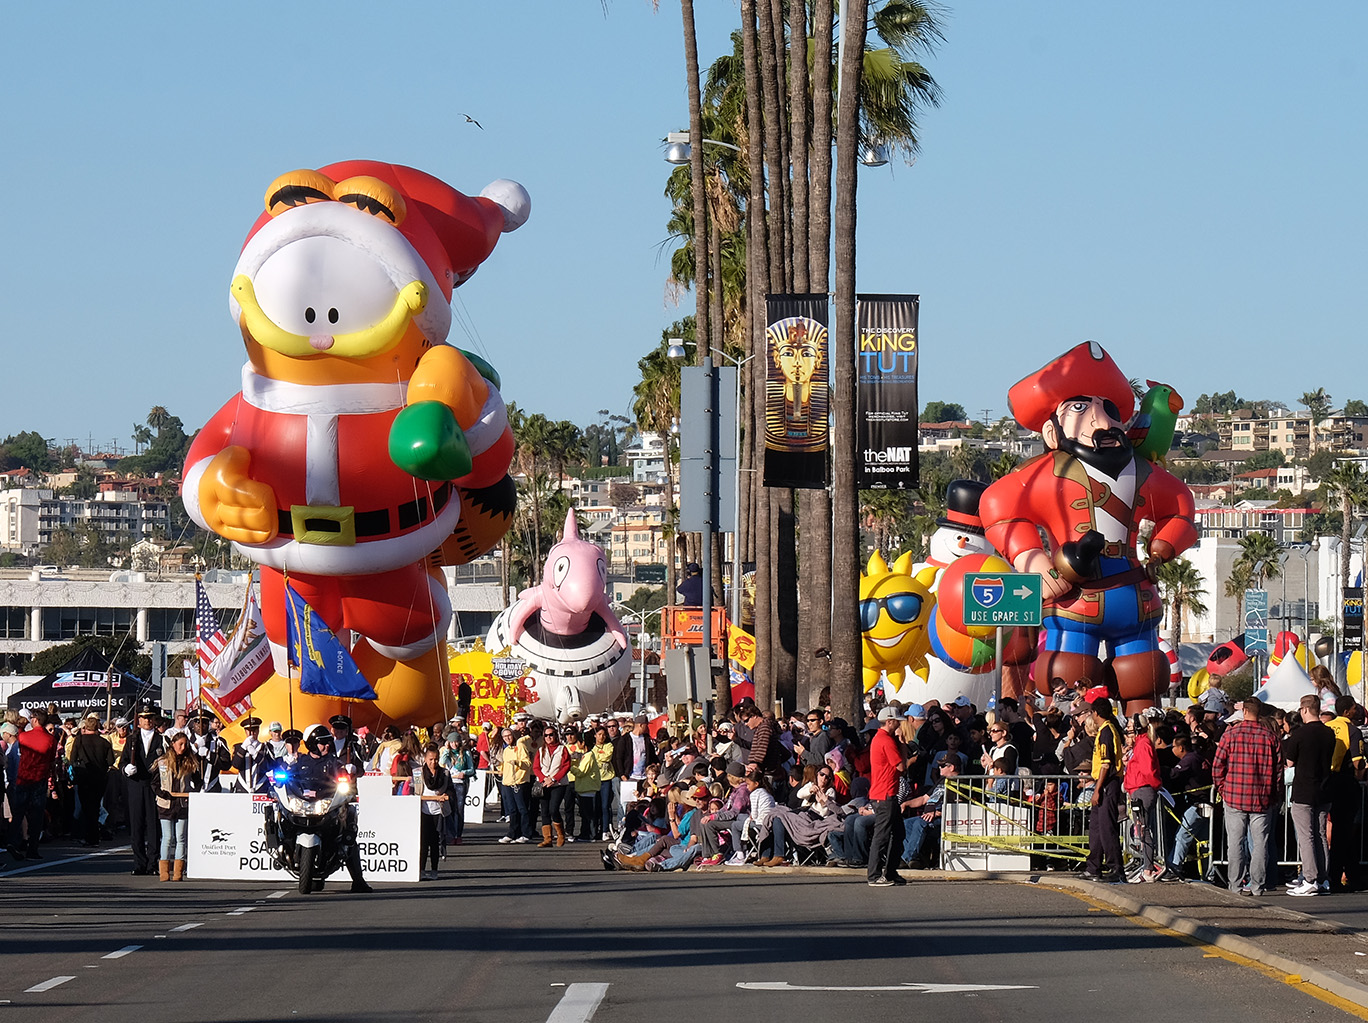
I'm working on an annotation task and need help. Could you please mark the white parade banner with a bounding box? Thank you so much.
[464,770,488,826]
[187,790,420,883]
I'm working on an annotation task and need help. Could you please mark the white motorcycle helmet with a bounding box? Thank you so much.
[303,723,332,755]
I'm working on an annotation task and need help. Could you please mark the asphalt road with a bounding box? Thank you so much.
[2,829,1363,1023]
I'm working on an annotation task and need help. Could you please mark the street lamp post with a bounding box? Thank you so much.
[612,602,667,709]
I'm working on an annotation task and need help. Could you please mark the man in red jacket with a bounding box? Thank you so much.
[866,706,909,888]
[11,712,57,860]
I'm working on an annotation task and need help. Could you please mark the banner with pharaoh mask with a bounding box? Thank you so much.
[763,294,830,489]
[856,294,919,490]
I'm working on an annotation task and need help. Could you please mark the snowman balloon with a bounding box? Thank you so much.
[899,480,1002,707]
[917,480,996,589]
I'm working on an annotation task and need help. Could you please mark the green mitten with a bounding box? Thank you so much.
[389,401,472,481]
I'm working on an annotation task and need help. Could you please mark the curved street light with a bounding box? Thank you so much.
[612,601,669,708]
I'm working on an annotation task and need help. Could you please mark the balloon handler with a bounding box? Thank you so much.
[183,162,529,729]
[979,342,1196,714]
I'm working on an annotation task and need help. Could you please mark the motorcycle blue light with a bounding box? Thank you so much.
[273,770,289,782]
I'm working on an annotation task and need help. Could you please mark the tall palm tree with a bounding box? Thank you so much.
[1155,556,1208,666]
[146,406,170,435]
[829,0,870,720]
[1324,462,1368,592]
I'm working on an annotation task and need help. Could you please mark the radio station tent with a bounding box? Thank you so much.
[5,646,146,718]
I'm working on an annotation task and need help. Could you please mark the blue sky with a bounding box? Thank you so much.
[1,2,1364,453]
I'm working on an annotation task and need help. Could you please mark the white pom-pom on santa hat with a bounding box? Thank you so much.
[480,179,531,233]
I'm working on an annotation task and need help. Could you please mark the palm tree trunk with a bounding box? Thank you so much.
[742,0,773,712]
[809,0,834,290]
[829,0,869,722]
[757,0,787,290]
[788,0,810,292]
[773,489,798,710]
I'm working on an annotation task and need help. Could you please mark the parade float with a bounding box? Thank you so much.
[485,511,634,723]
[182,161,528,733]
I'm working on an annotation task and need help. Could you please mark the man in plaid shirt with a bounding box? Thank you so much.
[1212,696,1282,895]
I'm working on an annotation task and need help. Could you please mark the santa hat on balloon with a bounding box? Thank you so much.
[229,160,531,346]
[1006,341,1135,433]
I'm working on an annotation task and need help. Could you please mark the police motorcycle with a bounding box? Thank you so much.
[263,724,358,895]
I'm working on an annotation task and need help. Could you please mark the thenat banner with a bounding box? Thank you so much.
[856,294,920,490]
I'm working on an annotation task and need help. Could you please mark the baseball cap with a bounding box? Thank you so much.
[268,721,283,732]
[903,703,926,719]
[952,694,971,707]
[877,706,901,722]
[1084,685,1110,704]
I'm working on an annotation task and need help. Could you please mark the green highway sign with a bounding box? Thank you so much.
[964,572,1043,627]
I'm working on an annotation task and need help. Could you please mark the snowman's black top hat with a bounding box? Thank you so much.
[937,479,987,535]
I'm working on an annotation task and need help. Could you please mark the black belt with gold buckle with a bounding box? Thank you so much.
[277,482,452,541]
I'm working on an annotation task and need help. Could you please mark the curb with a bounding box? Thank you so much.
[696,863,1368,1009]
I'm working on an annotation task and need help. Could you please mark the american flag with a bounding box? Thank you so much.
[196,578,229,665]
[194,578,253,723]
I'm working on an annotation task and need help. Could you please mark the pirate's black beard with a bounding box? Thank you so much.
[1056,428,1135,476]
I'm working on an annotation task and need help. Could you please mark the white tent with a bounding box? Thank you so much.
[1253,655,1316,710]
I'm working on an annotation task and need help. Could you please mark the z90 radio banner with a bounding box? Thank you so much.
[763,294,830,489]
[857,294,919,489]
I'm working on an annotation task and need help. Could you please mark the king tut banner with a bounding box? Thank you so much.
[856,294,919,489]
[763,294,830,489]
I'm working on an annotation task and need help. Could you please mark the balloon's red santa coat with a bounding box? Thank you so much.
[183,161,528,726]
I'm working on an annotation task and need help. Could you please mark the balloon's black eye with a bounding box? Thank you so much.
[305,307,316,324]
[328,308,339,324]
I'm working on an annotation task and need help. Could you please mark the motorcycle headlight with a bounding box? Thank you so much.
[277,791,311,815]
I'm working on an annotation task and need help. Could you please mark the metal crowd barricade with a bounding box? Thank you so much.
[939,774,1091,870]
[1207,782,1368,884]
[939,774,1217,876]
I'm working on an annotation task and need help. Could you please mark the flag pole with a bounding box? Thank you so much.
[284,570,295,733]
[195,573,205,717]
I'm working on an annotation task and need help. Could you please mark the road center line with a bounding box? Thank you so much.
[546,983,609,1023]
[267,891,288,899]
[227,907,254,916]
[25,977,76,993]
[170,923,203,932]
[101,946,142,960]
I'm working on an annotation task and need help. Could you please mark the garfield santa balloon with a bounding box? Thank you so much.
[183,161,528,730]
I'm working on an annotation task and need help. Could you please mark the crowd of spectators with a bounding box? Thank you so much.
[4,681,1366,894]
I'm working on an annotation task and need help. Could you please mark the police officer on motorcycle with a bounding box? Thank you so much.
[298,725,372,893]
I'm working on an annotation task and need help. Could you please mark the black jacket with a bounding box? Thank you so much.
[118,730,164,783]
[612,731,659,779]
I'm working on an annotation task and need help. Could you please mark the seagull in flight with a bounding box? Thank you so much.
[461,113,484,130]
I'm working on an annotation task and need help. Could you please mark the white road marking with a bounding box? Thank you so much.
[101,945,142,960]
[171,923,203,932]
[738,982,1038,994]
[0,846,132,878]
[227,907,254,916]
[546,983,609,1022]
[267,891,288,899]
[25,977,76,993]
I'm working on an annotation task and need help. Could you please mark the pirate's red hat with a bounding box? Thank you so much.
[1006,341,1135,433]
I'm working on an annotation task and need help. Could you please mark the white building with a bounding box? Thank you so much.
[623,433,667,485]
[0,487,170,555]
[0,564,508,667]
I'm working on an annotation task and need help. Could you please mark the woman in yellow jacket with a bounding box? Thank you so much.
[497,727,534,845]
[591,725,617,841]
[568,733,603,841]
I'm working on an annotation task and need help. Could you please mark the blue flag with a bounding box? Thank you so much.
[284,585,377,700]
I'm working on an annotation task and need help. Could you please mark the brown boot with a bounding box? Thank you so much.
[553,823,566,847]
[538,825,554,848]
[172,860,186,881]
[158,860,170,882]
[616,851,651,870]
